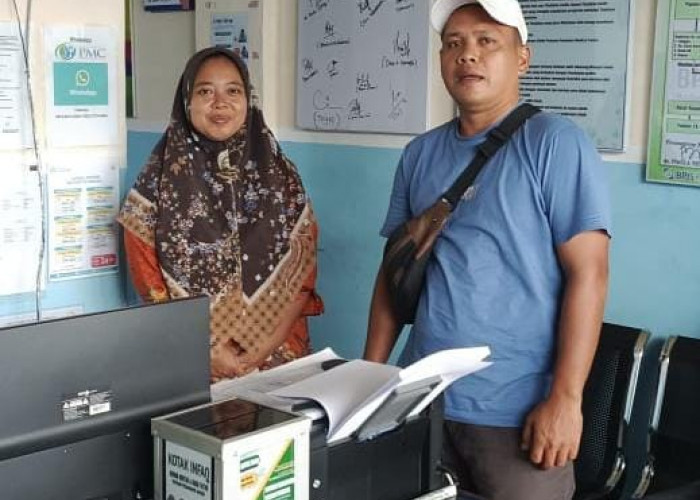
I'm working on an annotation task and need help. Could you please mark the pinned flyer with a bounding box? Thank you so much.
[45,25,119,147]
[0,22,33,150]
[46,150,120,280]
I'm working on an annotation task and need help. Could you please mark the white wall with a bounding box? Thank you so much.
[130,1,194,126]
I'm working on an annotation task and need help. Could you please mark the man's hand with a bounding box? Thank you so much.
[521,393,583,469]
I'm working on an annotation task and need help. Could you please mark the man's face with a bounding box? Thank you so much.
[440,5,530,115]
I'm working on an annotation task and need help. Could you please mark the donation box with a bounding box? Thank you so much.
[152,398,311,500]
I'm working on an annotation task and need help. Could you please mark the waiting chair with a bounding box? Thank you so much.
[573,323,649,500]
[631,336,700,498]
[642,480,700,500]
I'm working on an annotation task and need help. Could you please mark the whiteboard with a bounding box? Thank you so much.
[296,0,429,134]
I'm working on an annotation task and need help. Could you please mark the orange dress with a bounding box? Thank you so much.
[122,221,323,371]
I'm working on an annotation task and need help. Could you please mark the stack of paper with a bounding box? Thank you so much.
[211,347,491,443]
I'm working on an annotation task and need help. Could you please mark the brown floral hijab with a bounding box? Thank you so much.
[119,48,316,353]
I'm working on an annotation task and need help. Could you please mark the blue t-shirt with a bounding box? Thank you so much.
[381,109,611,427]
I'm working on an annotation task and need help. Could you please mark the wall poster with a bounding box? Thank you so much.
[647,0,700,187]
[45,26,119,147]
[519,0,632,152]
[47,152,120,281]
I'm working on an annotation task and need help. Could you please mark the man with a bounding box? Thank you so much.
[363,1,611,499]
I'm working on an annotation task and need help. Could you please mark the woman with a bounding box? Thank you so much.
[118,47,323,381]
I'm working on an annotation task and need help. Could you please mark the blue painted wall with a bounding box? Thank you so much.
[0,274,125,322]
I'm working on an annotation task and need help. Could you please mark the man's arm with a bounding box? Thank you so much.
[364,266,402,363]
[521,230,609,469]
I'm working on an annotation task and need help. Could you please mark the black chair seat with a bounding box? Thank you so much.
[574,323,648,500]
[632,336,700,498]
[643,479,700,500]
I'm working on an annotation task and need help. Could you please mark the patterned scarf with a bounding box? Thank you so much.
[119,48,316,353]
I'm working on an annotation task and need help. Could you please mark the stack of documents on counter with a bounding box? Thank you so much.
[211,346,491,443]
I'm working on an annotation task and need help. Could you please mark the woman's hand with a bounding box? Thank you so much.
[237,290,311,371]
[237,347,274,374]
[210,289,311,382]
[210,341,255,381]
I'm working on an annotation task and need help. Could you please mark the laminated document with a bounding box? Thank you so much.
[212,347,491,444]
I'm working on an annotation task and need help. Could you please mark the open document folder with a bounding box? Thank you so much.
[211,347,491,444]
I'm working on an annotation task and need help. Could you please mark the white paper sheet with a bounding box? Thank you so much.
[271,347,492,443]
[210,347,342,402]
[0,22,32,150]
[273,359,400,442]
[0,159,42,295]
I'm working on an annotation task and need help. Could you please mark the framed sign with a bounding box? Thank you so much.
[144,0,194,12]
[519,0,632,152]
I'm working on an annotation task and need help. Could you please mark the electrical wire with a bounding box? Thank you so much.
[11,0,46,322]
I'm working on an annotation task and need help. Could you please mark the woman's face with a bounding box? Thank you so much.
[188,56,247,141]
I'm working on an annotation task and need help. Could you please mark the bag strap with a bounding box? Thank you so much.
[442,103,541,209]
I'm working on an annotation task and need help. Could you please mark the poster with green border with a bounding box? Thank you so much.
[647,0,700,186]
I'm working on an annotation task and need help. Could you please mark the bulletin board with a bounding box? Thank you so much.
[0,0,126,323]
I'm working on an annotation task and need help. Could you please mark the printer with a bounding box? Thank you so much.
[306,389,445,500]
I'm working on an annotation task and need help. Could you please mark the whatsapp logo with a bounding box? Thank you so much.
[55,62,107,106]
[75,70,90,87]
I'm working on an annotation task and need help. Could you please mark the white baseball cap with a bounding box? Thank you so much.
[431,0,528,44]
